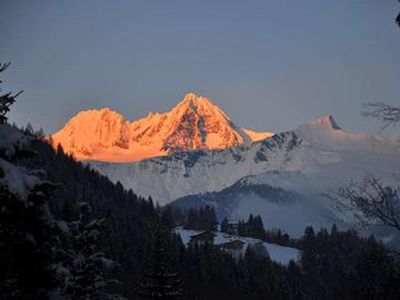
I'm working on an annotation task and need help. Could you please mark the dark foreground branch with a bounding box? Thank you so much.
[339,176,400,232]
[362,102,400,129]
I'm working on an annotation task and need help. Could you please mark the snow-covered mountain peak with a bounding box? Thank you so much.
[171,92,231,121]
[50,93,272,162]
[146,111,159,118]
[65,107,126,125]
[51,107,131,159]
[180,92,211,106]
[307,115,341,130]
[295,114,400,154]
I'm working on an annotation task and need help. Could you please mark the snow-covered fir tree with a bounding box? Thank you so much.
[60,200,122,300]
[0,62,61,299]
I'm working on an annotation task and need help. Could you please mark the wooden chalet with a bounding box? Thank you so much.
[189,231,215,246]
[219,239,246,259]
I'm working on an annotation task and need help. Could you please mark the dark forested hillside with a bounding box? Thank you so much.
[16,137,163,296]
[170,180,301,220]
[3,128,400,299]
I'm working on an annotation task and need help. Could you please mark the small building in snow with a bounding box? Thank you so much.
[219,239,246,259]
[189,231,215,246]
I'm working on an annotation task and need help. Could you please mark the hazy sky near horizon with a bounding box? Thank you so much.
[1,0,399,134]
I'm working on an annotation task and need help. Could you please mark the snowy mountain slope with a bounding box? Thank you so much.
[89,114,400,205]
[295,115,400,154]
[89,131,302,204]
[242,128,274,142]
[50,93,272,162]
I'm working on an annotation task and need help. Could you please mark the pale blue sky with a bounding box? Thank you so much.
[1,0,399,134]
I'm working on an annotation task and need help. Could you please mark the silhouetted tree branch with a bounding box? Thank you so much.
[339,176,400,232]
[0,62,23,124]
[362,102,400,129]
[397,1,400,28]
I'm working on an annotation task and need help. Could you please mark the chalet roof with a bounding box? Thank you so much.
[220,239,245,250]
[190,231,215,240]
[227,220,239,225]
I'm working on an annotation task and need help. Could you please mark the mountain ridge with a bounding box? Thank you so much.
[50,93,273,162]
[89,117,400,204]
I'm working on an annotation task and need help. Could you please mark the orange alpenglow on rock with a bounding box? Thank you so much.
[49,93,273,162]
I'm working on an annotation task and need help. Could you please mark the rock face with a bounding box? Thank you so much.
[50,93,273,162]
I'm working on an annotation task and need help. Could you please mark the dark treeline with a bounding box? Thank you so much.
[220,214,293,247]
[178,224,400,300]
[298,225,400,300]
[183,205,218,231]
[238,214,266,240]
[17,135,164,298]
[220,214,266,240]
[265,228,292,247]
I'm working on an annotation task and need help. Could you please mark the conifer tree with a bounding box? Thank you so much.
[62,201,120,300]
[220,217,228,233]
[0,184,58,299]
[183,205,217,231]
[0,62,61,299]
[135,224,184,299]
[0,63,22,124]
[237,214,266,240]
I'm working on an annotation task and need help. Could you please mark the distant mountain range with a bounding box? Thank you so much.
[50,93,400,241]
[50,93,272,162]
[87,111,400,203]
[51,92,400,203]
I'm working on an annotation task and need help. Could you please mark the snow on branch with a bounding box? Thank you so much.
[0,124,32,159]
[0,158,55,203]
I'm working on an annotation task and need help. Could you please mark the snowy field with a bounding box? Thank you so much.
[175,227,300,265]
